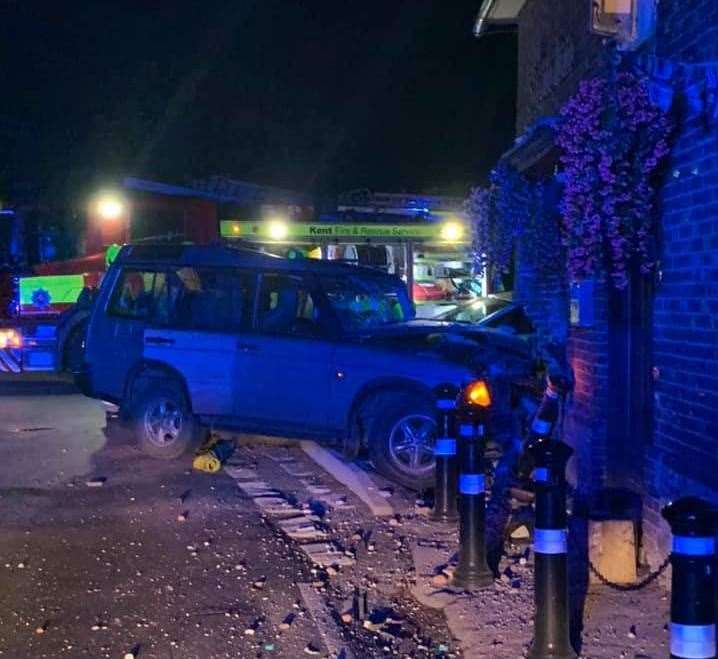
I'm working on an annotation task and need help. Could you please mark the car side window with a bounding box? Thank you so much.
[256,273,322,337]
[109,269,166,320]
[164,267,254,332]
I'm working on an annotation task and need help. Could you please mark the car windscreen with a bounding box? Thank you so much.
[321,274,413,332]
[442,298,510,323]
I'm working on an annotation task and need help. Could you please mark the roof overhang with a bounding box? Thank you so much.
[473,0,527,38]
[123,177,217,200]
[123,176,311,207]
[500,118,559,175]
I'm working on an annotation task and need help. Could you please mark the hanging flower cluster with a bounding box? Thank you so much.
[556,71,672,288]
[464,182,507,276]
[465,163,562,276]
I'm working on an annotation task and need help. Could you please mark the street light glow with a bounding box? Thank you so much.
[439,220,464,242]
[96,195,125,221]
[268,219,289,240]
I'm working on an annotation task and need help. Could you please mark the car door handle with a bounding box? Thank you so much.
[237,342,258,352]
[145,336,175,346]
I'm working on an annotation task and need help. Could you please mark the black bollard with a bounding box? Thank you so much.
[527,436,576,659]
[453,403,493,590]
[662,497,718,659]
[518,375,564,483]
[432,383,459,522]
[531,383,560,436]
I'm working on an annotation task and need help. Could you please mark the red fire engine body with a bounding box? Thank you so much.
[0,181,220,373]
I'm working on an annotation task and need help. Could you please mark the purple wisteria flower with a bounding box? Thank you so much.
[556,70,672,288]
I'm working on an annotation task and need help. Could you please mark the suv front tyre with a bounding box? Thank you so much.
[131,378,201,459]
[365,392,437,490]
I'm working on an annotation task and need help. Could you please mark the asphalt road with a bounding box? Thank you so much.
[0,390,326,658]
[0,379,457,659]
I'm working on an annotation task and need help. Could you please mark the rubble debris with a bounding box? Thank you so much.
[510,525,530,540]
[85,477,106,487]
[431,574,449,588]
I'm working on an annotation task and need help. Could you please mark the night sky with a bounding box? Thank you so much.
[1,1,516,205]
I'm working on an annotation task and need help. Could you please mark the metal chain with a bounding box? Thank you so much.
[555,392,672,592]
[586,553,671,591]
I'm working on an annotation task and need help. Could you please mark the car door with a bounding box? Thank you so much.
[143,266,254,418]
[233,271,334,433]
[88,265,162,400]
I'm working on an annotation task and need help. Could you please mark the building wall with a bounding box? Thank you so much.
[563,281,610,494]
[513,181,569,346]
[515,0,603,132]
[511,0,718,571]
[643,0,718,569]
[513,0,608,496]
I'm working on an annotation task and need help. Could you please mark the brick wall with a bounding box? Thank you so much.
[513,0,608,496]
[513,181,569,346]
[515,253,610,497]
[510,0,718,570]
[643,0,718,570]
[514,255,568,345]
[515,0,603,132]
[564,282,610,495]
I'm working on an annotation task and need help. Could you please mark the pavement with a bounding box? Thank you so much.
[0,375,675,659]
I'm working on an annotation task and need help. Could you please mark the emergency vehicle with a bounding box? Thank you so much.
[220,190,483,316]
[0,179,227,373]
[0,184,480,372]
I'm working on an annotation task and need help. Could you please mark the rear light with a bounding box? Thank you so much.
[0,328,22,349]
[464,379,492,407]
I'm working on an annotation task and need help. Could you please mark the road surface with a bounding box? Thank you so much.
[0,378,457,659]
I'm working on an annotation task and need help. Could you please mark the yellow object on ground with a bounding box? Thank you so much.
[192,451,222,473]
[193,434,235,473]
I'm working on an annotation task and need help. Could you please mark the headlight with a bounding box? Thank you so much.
[0,328,22,349]
[464,379,492,407]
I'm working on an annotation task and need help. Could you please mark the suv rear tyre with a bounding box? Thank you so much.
[131,380,201,459]
[63,324,86,374]
[366,392,436,490]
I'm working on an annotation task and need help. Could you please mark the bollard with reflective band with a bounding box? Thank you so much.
[530,383,560,439]
[453,407,493,590]
[527,436,576,659]
[662,497,718,659]
[432,383,459,522]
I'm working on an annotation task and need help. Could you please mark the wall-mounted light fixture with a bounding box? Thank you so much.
[590,0,656,50]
